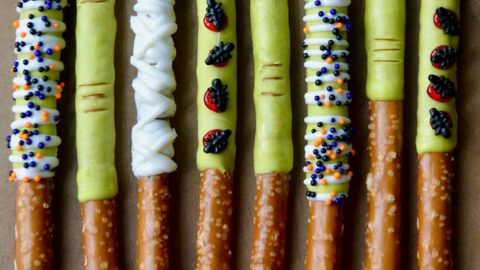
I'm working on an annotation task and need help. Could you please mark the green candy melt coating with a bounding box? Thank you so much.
[365,0,405,101]
[416,0,459,154]
[75,0,118,202]
[196,0,237,173]
[251,0,293,174]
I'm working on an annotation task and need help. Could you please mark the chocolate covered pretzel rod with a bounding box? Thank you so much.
[301,1,354,269]
[76,0,119,269]
[130,0,178,268]
[364,0,405,269]
[416,1,459,269]
[249,0,293,269]
[195,0,237,269]
[8,1,68,268]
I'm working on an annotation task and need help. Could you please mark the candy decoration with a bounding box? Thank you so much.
[204,79,229,112]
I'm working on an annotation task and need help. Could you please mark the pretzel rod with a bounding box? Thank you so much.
[305,202,343,270]
[196,170,233,270]
[364,0,405,268]
[137,175,170,270]
[301,1,353,268]
[81,199,119,270]
[195,0,237,268]
[8,1,68,268]
[130,1,178,269]
[250,0,292,268]
[76,0,119,269]
[15,180,53,270]
[416,0,459,268]
[250,174,289,269]
[365,101,403,269]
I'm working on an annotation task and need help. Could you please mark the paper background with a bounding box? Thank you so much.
[0,0,479,269]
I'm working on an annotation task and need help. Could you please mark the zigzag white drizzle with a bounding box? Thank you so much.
[130,0,178,177]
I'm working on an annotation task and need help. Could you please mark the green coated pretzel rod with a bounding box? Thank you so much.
[195,0,237,268]
[10,1,68,269]
[76,0,119,268]
[364,0,405,269]
[250,0,293,268]
[416,0,459,269]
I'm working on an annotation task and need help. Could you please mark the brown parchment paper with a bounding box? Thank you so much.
[0,0,479,269]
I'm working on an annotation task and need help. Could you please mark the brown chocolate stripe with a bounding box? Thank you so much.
[137,175,170,270]
[15,179,53,270]
[417,153,454,270]
[306,201,344,270]
[196,169,233,270]
[365,101,403,270]
[250,173,290,270]
[81,199,119,270]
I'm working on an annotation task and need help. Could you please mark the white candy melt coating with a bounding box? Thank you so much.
[304,0,351,9]
[16,18,66,35]
[10,1,66,182]
[130,0,178,177]
[303,0,352,202]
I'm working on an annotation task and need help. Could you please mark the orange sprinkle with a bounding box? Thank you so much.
[8,177,14,182]
[307,165,314,171]
[13,20,19,28]
[42,116,49,122]
[56,85,63,91]
[22,177,29,183]
[331,153,338,160]
[12,83,18,90]
[308,154,314,160]
[20,32,26,38]
[336,88,343,94]
[23,84,30,90]
[339,144,346,151]
[339,119,346,125]
[55,93,62,100]
[11,172,16,178]
[348,171,354,177]
[28,54,34,60]
[16,145,23,151]
[326,57,333,64]
[320,94,325,99]
[314,141,321,147]
[337,78,344,85]
[325,199,332,206]
[53,22,60,29]
[34,45,40,50]
[325,101,332,107]
[320,179,327,185]
[25,122,32,128]
[336,22,344,29]
[321,129,327,135]
[34,175,42,182]
[330,191,337,197]
[49,64,55,71]
[41,111,48,117]
[21,134,29,140]
[325,168,332,174]
[334,172,342,179]
[35,153,43,159]
[303,27,310,34]
[326,150,332,156]
[54,45,61,52]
